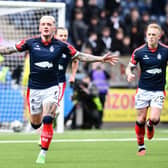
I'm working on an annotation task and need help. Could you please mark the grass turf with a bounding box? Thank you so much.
[0,129,168,168]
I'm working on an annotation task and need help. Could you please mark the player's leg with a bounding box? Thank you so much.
[147,92,164,140]
[37,83,63,146]
[36,86,59,164]
[28,89,46,163]
[28,88,43,130]
[134,89,149,155]
[135,108,147,155]
[146,107,161,140]
[55,82,66,132]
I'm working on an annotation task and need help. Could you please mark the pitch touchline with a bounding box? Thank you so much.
[0,138,168,143]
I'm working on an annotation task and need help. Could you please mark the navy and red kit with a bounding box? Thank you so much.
[57,53,71,83]
[15,37,77,89]
[130,42,168,91]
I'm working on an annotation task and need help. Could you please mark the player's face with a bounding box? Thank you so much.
[56,29,68,42]
[39,18,56,39]
[146,27,161,48]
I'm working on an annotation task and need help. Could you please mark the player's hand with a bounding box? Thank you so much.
[69,75,75,83]
[102,52,119,65]
[127,73,135,82]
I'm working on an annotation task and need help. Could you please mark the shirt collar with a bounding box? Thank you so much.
[41,37,53,46]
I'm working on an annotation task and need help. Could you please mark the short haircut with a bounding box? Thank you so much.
[56,27,67,31]
[56,27,68,33]
[147,23,162,33]
[40,15,56,25]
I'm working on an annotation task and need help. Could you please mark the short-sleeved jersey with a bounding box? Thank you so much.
[130,43,168,91]
[57,53,71,83]
[15,36,77,89]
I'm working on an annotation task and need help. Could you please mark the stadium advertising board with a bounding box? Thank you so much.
[103,88,168,122]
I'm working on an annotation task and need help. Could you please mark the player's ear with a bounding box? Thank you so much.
[159,31,163,39]
[53,26,56,34]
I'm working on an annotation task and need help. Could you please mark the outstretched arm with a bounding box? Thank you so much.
[125,62,136,82]
[0,46,17,55]
[69,59,79,83]
[74,52,119,65]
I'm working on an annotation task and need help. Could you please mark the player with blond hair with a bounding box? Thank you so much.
[126,23,168,155]
[0,15,118,164]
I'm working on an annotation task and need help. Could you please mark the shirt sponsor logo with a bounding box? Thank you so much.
[34,44,41,50]
[143,54,149,60]
[35,61,53,68]
[146,68,162,74]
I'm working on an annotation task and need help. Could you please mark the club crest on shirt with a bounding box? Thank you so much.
[157,53,162,60]
[50,46,54,52]
[62,54,67,58]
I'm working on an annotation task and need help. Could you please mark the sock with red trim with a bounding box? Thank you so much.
[135,121,145,146]
[41,116,53,151]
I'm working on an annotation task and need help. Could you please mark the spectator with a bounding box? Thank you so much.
[71,0,85,22]
[107,10,125,38]
[124,7,141,34]
[100,26,112,52]
[99,8,108,30]
[111,27,124,55]
[130,24,145,51]
[88,15,101,36]
[89,62,110,126]
[71,8,88,50]
[83,31,105,55]
[105,0,121,16]
[84,0,101,24]
[122,35,131,56]
[140,11,151,33]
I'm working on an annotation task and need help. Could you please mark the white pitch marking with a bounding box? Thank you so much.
[0,138,168,144]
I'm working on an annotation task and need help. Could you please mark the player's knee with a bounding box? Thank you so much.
[136,121,145,127]
[43,115,53,124]
[151,118,160,125]
[31,122,42,129]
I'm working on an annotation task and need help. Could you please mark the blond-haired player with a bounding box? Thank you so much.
[0,15,118,164]
[126,23,167,155]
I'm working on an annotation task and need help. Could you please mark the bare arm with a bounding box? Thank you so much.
[125,62,136,82]
[74,52,119,65]
[0,46,17,55]
[74,52,101,62]
[69,59,79,83]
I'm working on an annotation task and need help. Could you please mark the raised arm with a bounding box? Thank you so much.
[74,52,119,65]
[0,46,17,55]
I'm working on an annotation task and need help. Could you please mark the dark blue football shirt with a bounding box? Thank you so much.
[15,37,77,89]
[130,43,168,91]
[57,53,71,83]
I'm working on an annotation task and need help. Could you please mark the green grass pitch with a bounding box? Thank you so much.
[0,128,168,168]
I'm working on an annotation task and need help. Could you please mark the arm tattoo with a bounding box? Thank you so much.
[76,52,102,62]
